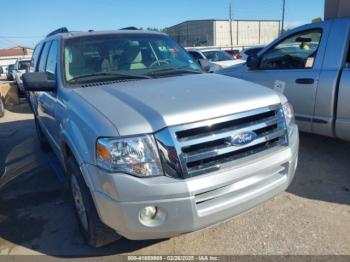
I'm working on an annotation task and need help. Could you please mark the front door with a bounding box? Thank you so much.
[237,27,327,132]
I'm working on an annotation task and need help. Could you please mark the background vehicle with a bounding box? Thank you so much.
[220,18,350,141]
[13,59,31,92]
[187,48,244,72]
[239,46,265,61]
[0,96,4,117]
[23,27,298,248]
[0,67,5,80]
[225,49,241,59]
[6,64,14,80]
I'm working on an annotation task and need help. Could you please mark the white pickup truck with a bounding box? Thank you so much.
[220,18,350,141]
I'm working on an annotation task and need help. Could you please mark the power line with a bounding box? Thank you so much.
[0,37,20,47]
[0,36,43,39]
[0,35,41,48]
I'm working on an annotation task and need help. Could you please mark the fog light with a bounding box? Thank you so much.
[138,206,167,227]
[140,206,157,221]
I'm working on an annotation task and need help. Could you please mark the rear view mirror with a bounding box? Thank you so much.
[198,59,211,73]
[246,55,259,70]
[22,72,56,92]
[296,37,312,43]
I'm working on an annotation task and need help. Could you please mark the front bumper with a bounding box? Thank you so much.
[82,125,299,240]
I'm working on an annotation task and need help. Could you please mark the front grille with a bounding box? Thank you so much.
[194,164,288,216]
[155,104,288,178]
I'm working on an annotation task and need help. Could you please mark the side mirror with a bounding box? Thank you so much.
[22,72,56,92]
[246,55,259,70]
[198,59,211,73]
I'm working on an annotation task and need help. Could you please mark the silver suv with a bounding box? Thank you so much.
[23,27,299,247]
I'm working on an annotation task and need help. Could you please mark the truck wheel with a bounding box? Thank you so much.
[67,157,121,248]
[34,116,51,152]
[0,97,4,118]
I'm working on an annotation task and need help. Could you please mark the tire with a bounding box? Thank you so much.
[0,97,4,118]
[67,157,121,248]
[34,116,51,152]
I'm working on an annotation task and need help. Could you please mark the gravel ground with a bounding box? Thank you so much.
[0,101,349,258]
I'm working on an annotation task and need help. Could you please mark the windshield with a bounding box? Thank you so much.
[64,34,201,83]
[202,50,233,62]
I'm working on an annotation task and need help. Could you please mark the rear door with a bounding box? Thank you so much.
[336,64,350,141]
[36,40,60,150]
[335,30,350,141]
[236,24,329,132]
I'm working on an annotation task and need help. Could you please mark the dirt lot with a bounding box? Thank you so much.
[0,101,350,258]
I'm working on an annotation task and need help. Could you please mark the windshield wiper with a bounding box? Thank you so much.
[68,72,152,83]
[148,67,202,76]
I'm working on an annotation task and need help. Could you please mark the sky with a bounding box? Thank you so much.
[0,0,324,48]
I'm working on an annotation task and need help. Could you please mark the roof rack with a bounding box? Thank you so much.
[119,26,139,30]
[46,27,69,38]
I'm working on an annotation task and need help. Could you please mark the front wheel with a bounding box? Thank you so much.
[67,157,121,248]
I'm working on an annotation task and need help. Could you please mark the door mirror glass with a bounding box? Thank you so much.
[22,72,56,91]
[246,55,259,70]
[198,59,210,73]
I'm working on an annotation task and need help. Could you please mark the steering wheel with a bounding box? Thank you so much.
[149,59,171,68]
[280,54,293,67]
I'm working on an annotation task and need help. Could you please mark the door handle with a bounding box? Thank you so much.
[295,78,314,84]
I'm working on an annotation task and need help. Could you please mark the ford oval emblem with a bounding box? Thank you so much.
[231,131,257,146]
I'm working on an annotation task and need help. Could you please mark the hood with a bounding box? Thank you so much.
[74,73,281,136]
[211,60,245,68]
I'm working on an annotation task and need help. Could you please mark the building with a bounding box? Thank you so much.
[325,0,350,20]
[167,19,280,48]
[0,46,33,70]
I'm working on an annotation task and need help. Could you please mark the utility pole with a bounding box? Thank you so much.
[281,0,286,35]
[229,1,233,49]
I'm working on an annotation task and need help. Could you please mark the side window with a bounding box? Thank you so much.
[46,40,59,79]
[188,51,202,61]
[31,42,43,72]
[260,29,322,70]
[38,41,52,72]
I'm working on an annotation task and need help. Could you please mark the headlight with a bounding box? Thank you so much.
[96,135,163,177]
[282,102,295,126]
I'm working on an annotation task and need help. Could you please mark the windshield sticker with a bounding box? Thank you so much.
[305,57,315,68]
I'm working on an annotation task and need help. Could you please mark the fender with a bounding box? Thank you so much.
[60,121,95,190]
